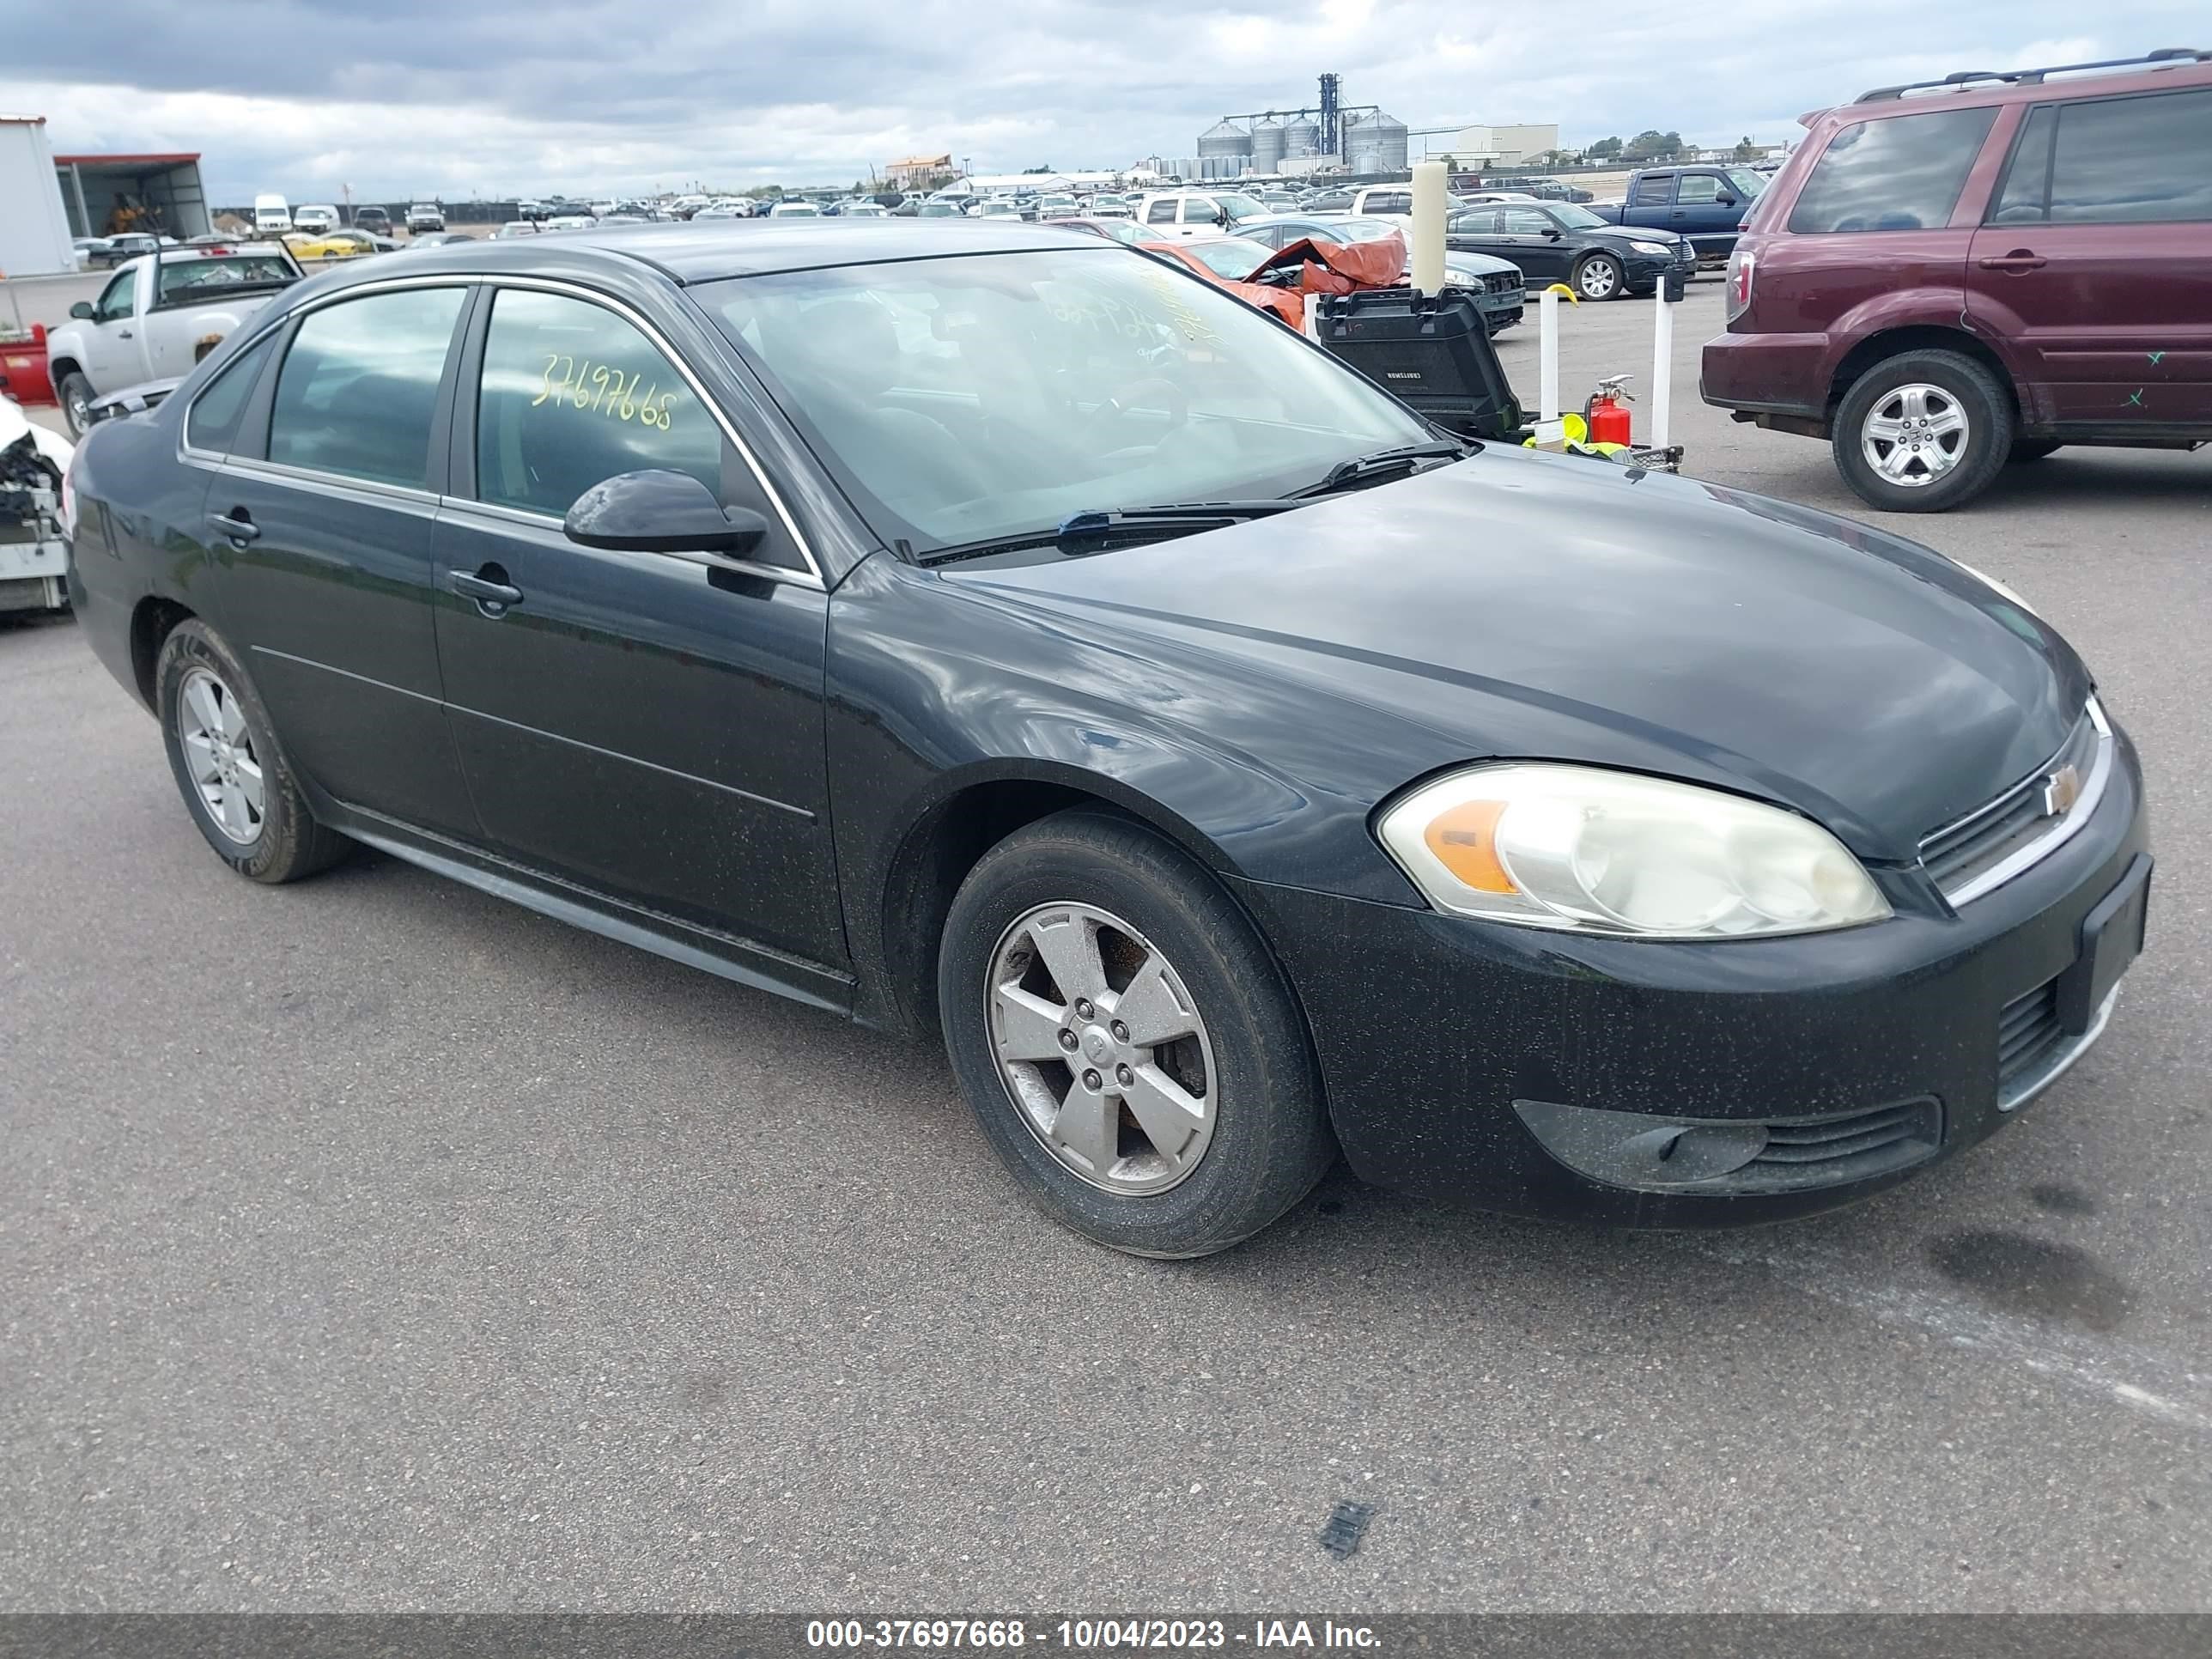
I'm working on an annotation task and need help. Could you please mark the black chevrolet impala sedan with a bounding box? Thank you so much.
[60,222,2149,1256]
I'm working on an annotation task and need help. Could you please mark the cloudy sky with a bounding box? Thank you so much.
[3,0,2202,201]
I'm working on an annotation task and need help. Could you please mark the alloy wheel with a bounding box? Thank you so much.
[1577,257,1620,300]
[985,901,1218,1195]
[176,665,266,844]
[1861,383,1970,488]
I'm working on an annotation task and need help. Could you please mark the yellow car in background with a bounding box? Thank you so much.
[282,228,391,260]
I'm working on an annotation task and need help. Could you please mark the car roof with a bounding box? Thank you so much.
[319,219,1103,285]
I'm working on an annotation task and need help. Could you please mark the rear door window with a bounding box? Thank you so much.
[1630,173,1675,206]
[1146,198,1179,225]
[2045,88,2212,224]
[266,287,466,489]
[1990,106,2057,224]
[1788,106,2000,233]
[185,333,276,454]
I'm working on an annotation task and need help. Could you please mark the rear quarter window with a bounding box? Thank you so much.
[1788,106,2000,233]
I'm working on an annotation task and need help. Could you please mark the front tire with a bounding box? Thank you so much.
[1832,349,2014,514]
[1573,252,1624,301]
[58,371,94,439]
[155,620,352,883]
[939,810,1334,1257]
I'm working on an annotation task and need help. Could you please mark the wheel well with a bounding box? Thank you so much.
[130,597,194,709]
[1828,326,2017,417]
[50,356,82,384]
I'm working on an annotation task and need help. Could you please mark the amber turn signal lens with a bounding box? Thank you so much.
[1422,799,1517,894]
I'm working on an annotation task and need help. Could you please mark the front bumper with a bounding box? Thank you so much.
[1232,722,2149,1226]
[1621,246,1694,290]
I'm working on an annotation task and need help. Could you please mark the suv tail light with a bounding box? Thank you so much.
[1726,247,1755,323]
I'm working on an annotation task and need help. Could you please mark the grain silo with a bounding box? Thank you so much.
[1249,114,1285,174]
[1196,119,1253,175]
[1283,115,1320,158]
[1340,111,1375,172]
[1361,109,1409,173]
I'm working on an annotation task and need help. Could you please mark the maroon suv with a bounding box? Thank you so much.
[1703,47,2212,512]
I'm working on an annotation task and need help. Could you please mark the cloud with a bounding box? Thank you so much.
[2,0,2199,199]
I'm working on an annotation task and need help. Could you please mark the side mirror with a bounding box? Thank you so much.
[70,301,95,320]
[1717,195,1738,208]
[1544,228,1563,240]
[564,470,769,557]
[1216,209,1231,228]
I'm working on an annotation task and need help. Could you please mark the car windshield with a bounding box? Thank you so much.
[1183,239,1272,279]
[1547,204,1606,229]
[696,249,1429,553]
[1725,169,1767,200]
[1298,216,1398,243]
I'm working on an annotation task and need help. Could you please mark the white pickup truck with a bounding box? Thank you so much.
[45,245,301,436]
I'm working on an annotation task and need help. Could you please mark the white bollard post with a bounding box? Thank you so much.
[1538,288,1560,423]
[1410,160,1448,297]
[1650,283,1674,450]
[1304,292,1320,340]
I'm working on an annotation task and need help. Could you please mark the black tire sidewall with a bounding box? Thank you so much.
[1833,349,2014,513]
[939,811,1334,1258]
[155,622,326,882]
[1576,253,1622,300]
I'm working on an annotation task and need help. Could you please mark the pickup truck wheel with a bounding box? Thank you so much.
[156,620,353,883]
[939,809,1335,1258]
[58,372,94,439]
[1573,252,1624,301]
[1832,349,2014,514]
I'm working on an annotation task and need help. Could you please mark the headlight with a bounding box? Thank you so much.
[1628,240,1673,256]
[1376,763,1891,939]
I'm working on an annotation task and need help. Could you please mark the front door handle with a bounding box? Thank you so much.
[208,509,258,544]
[1978,251,2046,273]
[449,567,525,612]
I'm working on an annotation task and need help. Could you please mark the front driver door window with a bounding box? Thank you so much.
[432,285,843,969]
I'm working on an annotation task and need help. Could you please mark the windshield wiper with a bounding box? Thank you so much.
[1285,440,1473,500]
[919,501,1302,567]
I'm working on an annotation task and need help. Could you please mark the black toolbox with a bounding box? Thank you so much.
[1314,287,1524,441]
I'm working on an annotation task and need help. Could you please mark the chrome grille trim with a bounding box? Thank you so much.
[1923,698,2112,908]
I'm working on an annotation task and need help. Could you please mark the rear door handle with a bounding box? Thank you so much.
[208,510,258,544]
[1978,252,2046,272]
[448,568,525,609]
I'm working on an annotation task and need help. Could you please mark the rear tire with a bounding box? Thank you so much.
[939,809,1334,1257]
[155,620,352,884]
[1832,349,2014,514]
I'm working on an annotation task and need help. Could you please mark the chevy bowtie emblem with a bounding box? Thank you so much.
[2042,763,2082,817]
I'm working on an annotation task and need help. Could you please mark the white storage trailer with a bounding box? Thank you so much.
[0,116,78,278]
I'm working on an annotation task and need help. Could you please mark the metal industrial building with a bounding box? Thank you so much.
[55,151,212,240]
[0,116,77,278]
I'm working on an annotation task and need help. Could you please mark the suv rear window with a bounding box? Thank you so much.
[1789,106,1999,233]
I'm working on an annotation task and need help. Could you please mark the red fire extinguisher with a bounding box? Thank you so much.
[1583,374,1635,448]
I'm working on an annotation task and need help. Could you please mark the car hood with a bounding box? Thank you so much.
[951,448,2088,861]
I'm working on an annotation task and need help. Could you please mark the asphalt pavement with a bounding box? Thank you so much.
[4,282,2209,1612]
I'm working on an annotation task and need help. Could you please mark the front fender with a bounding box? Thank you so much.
[823,554,1437,1025]
[45,324,88,374]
